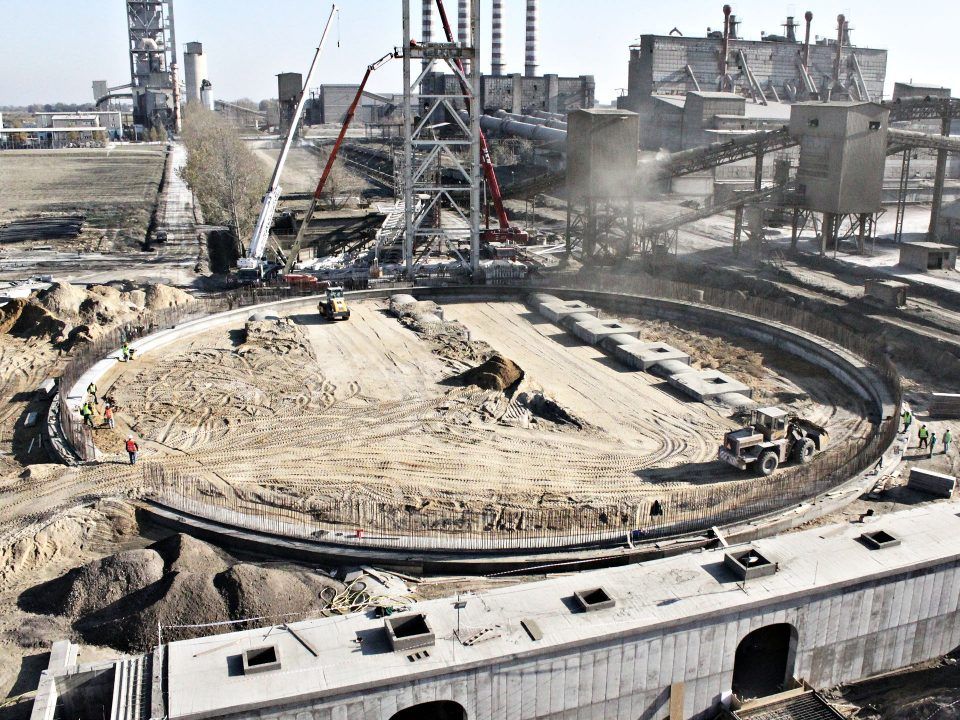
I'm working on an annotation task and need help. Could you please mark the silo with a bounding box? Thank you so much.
[183,42,208,106]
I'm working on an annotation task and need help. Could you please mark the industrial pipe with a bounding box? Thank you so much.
[530,109,567,122]
[493,109,567,130]
[475,112,567,145]
[491,0,505,76]
[803,11,813,69]
[525,0,538,77]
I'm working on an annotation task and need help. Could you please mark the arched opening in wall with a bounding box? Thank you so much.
[732,623,799,700]
[389,700,467,720]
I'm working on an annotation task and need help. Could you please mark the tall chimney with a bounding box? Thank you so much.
[719,5,732,90]
[729,14,738,39]
[422,0,432,70]
[525,0,538,78]
[458,0,471,73]
[785,16,797,43]
[832,13,845,87]
[803,11,813,68]
[492,0,505,76]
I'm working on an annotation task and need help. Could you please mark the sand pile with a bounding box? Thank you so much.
[454,352,524,391]
[19,533,344,652]
[0,281,194,346]
[242,319,316,358]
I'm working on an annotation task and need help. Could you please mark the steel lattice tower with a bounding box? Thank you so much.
[126,0,179,130]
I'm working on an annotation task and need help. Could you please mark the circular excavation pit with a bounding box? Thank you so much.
[76,287,897,569]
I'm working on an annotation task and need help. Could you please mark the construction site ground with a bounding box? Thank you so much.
[65,297,874,527]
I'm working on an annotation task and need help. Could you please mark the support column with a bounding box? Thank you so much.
[733,204,744,255]
[857,213,868,255]
[470,0,481,277]
[791,207,800,249]
[929,115,951,239]
[403,0,415,277]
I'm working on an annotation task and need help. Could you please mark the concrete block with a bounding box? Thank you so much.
[611,342,691,371]
[242,646,281,675]
[668,369,753,401]
[539,300,599,324]
[572,319,641,346]
[574,587,616,612]
[384,613,435,652]
[908,468,956,498]
[724,548,777,581]
[527,293,560,308]
[560,311,604,331]
[599,334,643,351]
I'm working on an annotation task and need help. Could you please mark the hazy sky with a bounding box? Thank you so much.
[1,0,958,106]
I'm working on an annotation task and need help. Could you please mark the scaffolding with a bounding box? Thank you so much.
[401,0,481,278]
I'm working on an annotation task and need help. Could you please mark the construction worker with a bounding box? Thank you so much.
[929,432,938,458]
[918,424,930,450]
[902,409,913,433]
[125,436,139,465]
[80,402,94,428]
[945,429,953,455]
[86,382,98,405]
[128,345,137,361]
[103,403,115,429]
[120,342,130,362]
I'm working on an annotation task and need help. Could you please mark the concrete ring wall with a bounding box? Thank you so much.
[59,285,900,572]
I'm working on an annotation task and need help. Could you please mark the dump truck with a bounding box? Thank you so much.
[318,286,350,321]
[718,406,828,476]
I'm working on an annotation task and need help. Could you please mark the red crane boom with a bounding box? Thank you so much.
[433,0,527,244]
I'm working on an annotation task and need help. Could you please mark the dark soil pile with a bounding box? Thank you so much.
[454,352,524,391]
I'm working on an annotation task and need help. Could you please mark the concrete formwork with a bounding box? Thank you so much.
[538,300,599,324]
[571,318,641,345]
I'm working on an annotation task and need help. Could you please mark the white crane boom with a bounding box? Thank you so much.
[238,4,338,278]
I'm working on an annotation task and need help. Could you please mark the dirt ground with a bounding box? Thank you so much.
[0,146,166,251]
[81,298,873,526]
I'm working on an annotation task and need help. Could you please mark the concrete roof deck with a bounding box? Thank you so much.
[166,505,960,720]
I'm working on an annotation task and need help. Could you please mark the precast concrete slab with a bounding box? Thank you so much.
[669,368,754,401]
[538,300,599,324]
[599,333,643,351]
[650,357,695,378]
[571,319,641,345]
[611,341,691,371]
[527,293,561,308]
[560,311,604,331]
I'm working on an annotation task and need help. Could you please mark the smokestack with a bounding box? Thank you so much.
[832,13,845,87]
[525,0,538,78]
[422,0,432,70]
[458,0,471,73]
[492,0,505,76]
[719,4,732,90]
[785,16,797,43]
[729,14,738,39]
[803,11,813,68]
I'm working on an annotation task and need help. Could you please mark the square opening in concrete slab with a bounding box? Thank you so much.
[574,587,616,612]
[612,341,692,371]
[385,613,435,652]
[242,646,281,674]
[724,549,777,581]
[860,530,901,550]
[669,369,753,401]
[572,319,641,345]
[538,301,599,324]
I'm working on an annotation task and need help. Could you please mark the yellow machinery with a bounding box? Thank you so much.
[318,286,350,321]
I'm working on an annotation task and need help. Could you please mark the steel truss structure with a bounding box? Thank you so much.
[126,0,178,129]
[402,0,481,278]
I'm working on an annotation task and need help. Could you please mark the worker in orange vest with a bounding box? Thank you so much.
[125,436,139,465]
[103,404,115,429]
